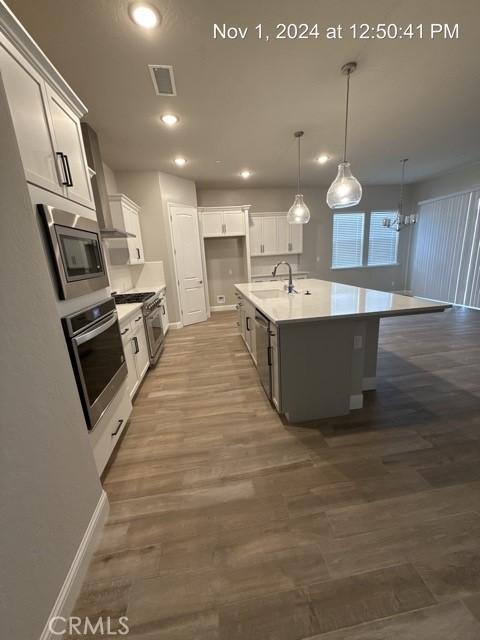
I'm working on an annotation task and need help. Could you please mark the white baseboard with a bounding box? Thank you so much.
[362,376,377,391]
[40,490,109,640]
[349,394,364,410]
[169,321,183,329]
[211,304,236,312]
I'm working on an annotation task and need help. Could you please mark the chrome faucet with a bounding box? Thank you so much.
[272,261,294,293]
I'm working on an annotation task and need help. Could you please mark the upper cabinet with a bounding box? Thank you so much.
[199,209,246,237]
[108,194,145,265]
[249,213,303,256]
[0,22,94,209]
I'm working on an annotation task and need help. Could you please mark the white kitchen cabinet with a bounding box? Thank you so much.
[46,87,94,208]
[244,298,257,363]
[120,320,139,399]
[132,319,150,381]
[250,213,303,256]
[0,34,60,194]
[160,292,169,334]
[108,194,145,265]
[0,33,94,209]
[201,210,245,237]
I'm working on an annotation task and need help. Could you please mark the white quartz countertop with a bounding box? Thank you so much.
[235,278,450,325]
[116,302,143,324]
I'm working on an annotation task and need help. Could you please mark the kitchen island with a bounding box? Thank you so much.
[234,279,450,422]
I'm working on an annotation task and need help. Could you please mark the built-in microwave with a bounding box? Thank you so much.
[38,204,109,300]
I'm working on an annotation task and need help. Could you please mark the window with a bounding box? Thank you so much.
[332,211,399,269]
[332,213,365,268]
[368,212,399,266]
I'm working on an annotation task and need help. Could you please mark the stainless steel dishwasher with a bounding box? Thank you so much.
[255,310,271,400]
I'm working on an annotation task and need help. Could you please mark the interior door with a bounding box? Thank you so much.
[47,88,94,209]
[170,205,208,326]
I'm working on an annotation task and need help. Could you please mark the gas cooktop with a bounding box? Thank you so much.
[113,292,155,304]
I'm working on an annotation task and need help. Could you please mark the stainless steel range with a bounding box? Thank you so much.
[114,291,165,366]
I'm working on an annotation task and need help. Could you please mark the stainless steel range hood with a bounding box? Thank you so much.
[81,123,135,238]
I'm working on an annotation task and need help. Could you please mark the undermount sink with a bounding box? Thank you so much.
[253,289,289,299]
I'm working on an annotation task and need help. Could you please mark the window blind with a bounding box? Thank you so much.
[368,212,399,266]
[410,190,480,309]
[332,213,365,268]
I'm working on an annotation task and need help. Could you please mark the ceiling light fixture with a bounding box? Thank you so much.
[327,62,362,209]
[383,159,417,231]
[161,114,179,126]
[129,3,161,29]
[287,131,310,224]
[317,154,329,165]
[174,157,186,166]
[240,170,251,179]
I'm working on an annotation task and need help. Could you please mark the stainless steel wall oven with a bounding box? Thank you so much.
[63,298,127,429]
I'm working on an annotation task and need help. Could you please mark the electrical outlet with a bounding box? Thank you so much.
[216,295,226,304]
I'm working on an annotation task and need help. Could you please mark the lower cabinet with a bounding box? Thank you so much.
[120,314,150,400]
[269,324,280,410]
[235,292,256,364]
[90,379,132,475]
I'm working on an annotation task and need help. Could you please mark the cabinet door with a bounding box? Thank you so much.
[130,210,144,263]
[201,212,223,237]
[249,216,263,256]
[244,300,256,362]
[133,325,150,381]
[160,297,169,333]
[124,207,140,264]
[276,216,290,254]
[224,211,245,236]
[270,326,280,411]
[125,337,140,399]
[289,223,303,253]
[0,37,62,194]
[262,216,278,255]
[46,89,94,209]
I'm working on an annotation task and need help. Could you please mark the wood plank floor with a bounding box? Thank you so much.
[72,307,480,639]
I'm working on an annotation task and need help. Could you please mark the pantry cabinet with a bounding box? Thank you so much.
[0,32,94,209]
[249,213,303,256]
[200,209,246,237]
[108,194,145,265]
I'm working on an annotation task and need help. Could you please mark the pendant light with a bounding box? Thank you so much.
[287,131,310,224]
[327,62,362,209]
[383,159,417,231]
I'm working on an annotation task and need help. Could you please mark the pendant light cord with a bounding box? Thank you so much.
[343,70,350,163]
[297,135,301,193]
[399,158,408,215]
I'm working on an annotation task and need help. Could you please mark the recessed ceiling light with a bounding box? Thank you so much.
[129,3,161,29]
[240,170,251,179]
[174,157,186,166]
[317,154,330,165]
[161,114,179,126]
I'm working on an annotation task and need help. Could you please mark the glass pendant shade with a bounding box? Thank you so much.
[287,194,310,224]
[326,162,362,209]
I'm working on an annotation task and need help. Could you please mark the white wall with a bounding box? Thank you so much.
[115,171,197,322]
[198,185,411,292]
[0,77,103,640]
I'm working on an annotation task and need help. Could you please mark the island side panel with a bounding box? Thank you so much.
[363,317,380,390]
[279,319,356,422]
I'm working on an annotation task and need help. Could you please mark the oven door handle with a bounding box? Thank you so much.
[73,311,118,346]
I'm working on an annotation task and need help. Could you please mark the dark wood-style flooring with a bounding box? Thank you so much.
[72,307,480,639]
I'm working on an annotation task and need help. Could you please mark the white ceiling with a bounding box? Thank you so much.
[8,0,480,188]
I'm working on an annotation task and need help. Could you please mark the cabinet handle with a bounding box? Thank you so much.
[246,317,251,331]
[135,315,142,322]
[161,305,166,315]
[112,419,124,437]
[267,345,272,367]
[136,248,141,259]
[63,154,74,187]
[288,242,292,251]
[56,152,69,186]
[120,327,129,335]
[133,336,139,354]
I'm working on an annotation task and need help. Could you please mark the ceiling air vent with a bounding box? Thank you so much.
[148,64,177,96]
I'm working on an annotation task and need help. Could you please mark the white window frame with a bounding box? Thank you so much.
[331,210,400,270]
